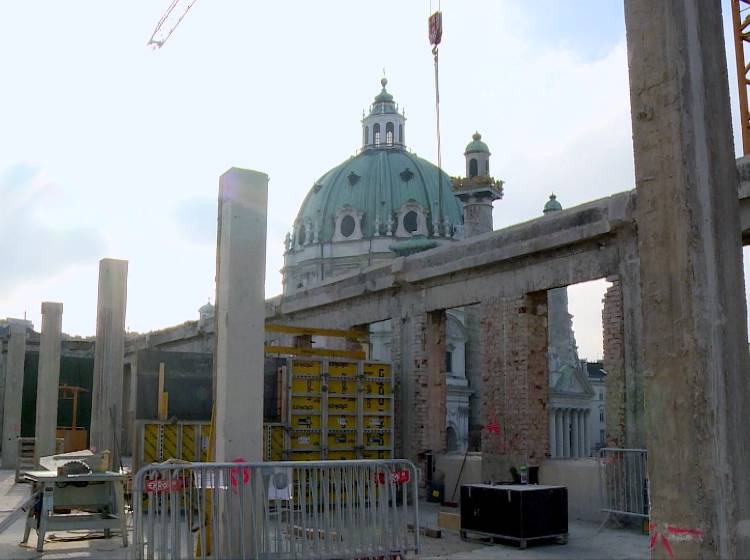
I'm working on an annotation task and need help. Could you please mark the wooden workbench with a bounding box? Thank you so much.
[21,470,128,552]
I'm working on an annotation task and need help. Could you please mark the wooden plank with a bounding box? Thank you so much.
[264,345,366,359]
[265,324,369,341]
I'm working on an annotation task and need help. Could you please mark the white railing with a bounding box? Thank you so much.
[132,459,420,559]
[598,448,649,520]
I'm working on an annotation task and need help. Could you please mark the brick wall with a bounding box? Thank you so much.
[394,309,446,463]
[602,277,626,447]
[481,293,549,481]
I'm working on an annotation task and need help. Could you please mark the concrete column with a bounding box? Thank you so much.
[90,258,128,469]
[213,168,268,463]
[571,410,579,458]
[562,410,570,458]
[35,302,63,461]
[625,2,750,556]
[1,321,26,468]
[548,408,556,458]
[555,409,564,458]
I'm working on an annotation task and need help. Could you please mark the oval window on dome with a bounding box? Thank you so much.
[341,215,356,238]
[403,210,418,233]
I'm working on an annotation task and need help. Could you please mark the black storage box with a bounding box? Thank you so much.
[460,484,568,548]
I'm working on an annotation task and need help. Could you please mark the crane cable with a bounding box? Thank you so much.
[429,8,444,235]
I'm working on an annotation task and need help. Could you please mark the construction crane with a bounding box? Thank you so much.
[148,0,199,49]
[732,0,750,155]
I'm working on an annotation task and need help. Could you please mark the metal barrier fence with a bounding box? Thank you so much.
[598,448,649,519]
[132,459,419,559]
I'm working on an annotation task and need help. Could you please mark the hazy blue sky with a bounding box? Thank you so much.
[0,1,746,360]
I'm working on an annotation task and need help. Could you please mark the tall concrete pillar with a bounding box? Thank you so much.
[571,410,579,458]
[2,321,26,468]
[213,168,268,463]
[625,1,750,556]
[90,259,128,469]
[562,410,570,458]
[548,408,556,458]
[35,302,63,461]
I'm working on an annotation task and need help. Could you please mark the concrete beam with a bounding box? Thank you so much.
[1,321,26,468]
[35,302,63,461]
[213,168,268,463]
[90,258,128,469]
[625,1,750,556]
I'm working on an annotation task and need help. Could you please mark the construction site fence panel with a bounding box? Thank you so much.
[598,447,649,519]
[132,459,420,560]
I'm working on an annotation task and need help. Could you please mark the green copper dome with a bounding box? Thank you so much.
[294,147,463,243]
[464,132,490,155]
[543,193,563,213]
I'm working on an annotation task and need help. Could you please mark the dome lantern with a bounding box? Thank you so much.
[362,78,406,150]
[543,193,563,214]
[464,132,491,178]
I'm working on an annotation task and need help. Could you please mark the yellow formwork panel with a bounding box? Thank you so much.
[363,397,392,413]
[363,362,390,379]
[361,449,392,460]
[290,430,321,449]
[181,424,198,461]
[292,377,321,394]
[288,450,322,461]
[327,432,356,449]
[291,395,321,412]
[363,415,392,430]
[362,379,392,396]
[291,414,321,430]
[327,379,356,395]
[143,424,160,464]
[328,414,357,430]
[364,431,392,448]
[328,361,357,378]
[263,423,286,462]
[162,424,179,460]
[328,397,356,413]
[327,449,356,460]
[291,360,322,376]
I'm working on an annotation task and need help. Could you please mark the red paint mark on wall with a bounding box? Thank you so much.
[649,523,704,559]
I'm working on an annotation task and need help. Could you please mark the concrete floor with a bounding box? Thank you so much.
[0,469,648,559]
[416,502,649,559]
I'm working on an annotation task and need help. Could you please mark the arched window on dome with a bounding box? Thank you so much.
[403,211,418,233]
[398,124,403,144]
[332,206,364,242]
[395,201,428,237]
[385,122,394,146]
[469,158,478,178]
[364,126,369,146]
[373,123,381,146]
[340,215,355,238]
[485,160,490,175]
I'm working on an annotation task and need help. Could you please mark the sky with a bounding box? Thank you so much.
[0,1,747,361]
